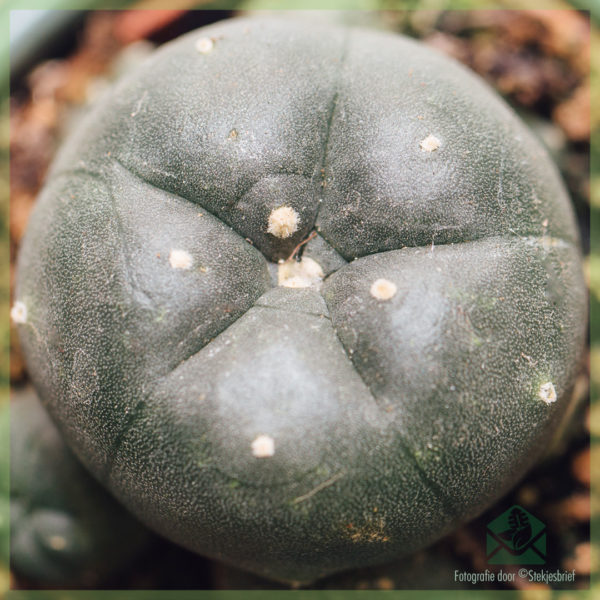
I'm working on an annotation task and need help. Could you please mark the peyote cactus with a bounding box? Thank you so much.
[9,388,150,586]
[14,16,586,584]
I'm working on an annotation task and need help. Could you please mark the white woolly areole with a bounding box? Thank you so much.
[267,206,300,239]
[538,382,557,404]
[420,134,441,152]
[370,279,397,301]
[11,301,27,324]
[278,257,324,289]
[251,435,275,458]
[195,37,214,54]
[169,249,193,270]
[48,535,67,551]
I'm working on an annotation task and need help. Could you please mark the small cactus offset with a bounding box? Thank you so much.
[9,389,150,586]
[14,17,586,584]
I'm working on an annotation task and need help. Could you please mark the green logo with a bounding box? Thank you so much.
[486,505,546,564]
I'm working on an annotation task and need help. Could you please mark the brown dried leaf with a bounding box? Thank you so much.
[563,542,595,574]
[572,447,591,487]
[553,83,590,142]
[113,10,188,44]
[549,493,590,524]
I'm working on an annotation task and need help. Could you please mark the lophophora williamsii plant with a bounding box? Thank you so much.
[14,16,586,585]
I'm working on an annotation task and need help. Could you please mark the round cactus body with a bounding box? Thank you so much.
[9,389,151,586]
[15,17,586,583]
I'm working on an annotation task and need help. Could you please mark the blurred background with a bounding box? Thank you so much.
[1,2,597,596]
